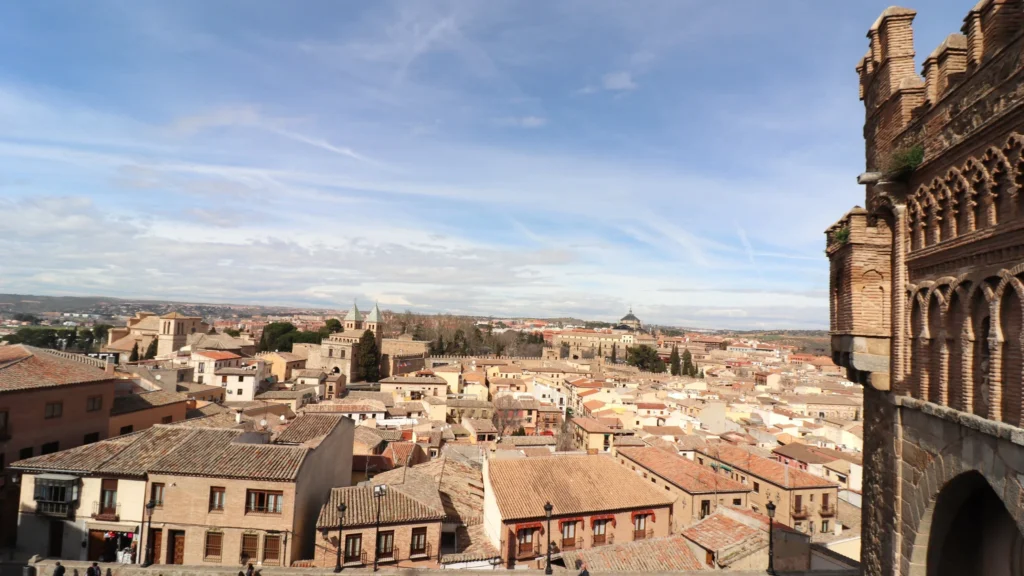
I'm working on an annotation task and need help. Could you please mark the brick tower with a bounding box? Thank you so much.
[827,3,1024,575]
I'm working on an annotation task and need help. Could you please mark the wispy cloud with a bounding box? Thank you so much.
[496,116,547,128]
[602,71,637,91]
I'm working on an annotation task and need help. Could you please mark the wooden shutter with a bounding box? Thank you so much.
[263,534,281,565]
[204,532,222,559]
[240,533,259,563]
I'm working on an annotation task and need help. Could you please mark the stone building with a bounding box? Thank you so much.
[104,312,209,359]
[827,4,1024,575]
[320,302,383,382]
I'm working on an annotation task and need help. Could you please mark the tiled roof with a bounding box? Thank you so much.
[193,350,241,361]
[9,425,310,480]
[346,391,395,408]
[618,447,748,494]
[370,428,405,442]
[643,426,687,437]
[463,419,497,434]
[353,426,387,449]
[317,484,444,528]
[447,399,492,409]
[275,414,344,444]
[681,513,763,552]
[304,399,386,413]
[256,386,317,400]
[699,444,837,489]
[487,455,673,521]
[636,402,666,410]
[559,536,706,572]
[772,443,838,465]
[496,436,556,447]
[380,375,447,385]
[263,351,305,362]
[384,442,424,466]
[0,345,116,392]
[214,367,254,376]
[110,390,189,415]
[440,525,500,564]
[294,369,325,379]
[583,400,606,411]
[571,417,614,434]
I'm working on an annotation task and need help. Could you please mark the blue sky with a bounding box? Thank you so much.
[0,2,970,328]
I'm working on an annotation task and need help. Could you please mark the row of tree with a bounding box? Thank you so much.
[1,325,113,352]
[255,320,343,353]
[668,346,702,377]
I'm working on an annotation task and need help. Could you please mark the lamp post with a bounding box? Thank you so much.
[334,502,347,573]
[543,501,553,576]
[765,500,776,575]
[142,499,156,566]
[372,485,388,572]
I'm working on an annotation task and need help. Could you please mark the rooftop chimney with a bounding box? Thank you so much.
[235,409,243,424]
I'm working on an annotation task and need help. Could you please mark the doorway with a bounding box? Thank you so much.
[149,528,162,565]
[48,521,63,557]
[167,530,185,565]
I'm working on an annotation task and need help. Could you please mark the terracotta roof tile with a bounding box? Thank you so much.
[682,513,763,552]
[559,535,706,572]
[317,484,444,528]
[618,447,749,494]
[193,351,241,361]
[275,413,344,444]
[699,444,837,489]
[0,345,115,392]
[487,455,672,521]
[110,390,189,415]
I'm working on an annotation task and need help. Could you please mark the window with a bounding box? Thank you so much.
[238,376,245,382]
[593,519,608,545]
[221,376,228,384]
[41,441,59,455]
[410,527,427,556]
[236,389,243,396]
[83,432,100,444]
[809,521,815,534]
[700,500,711,519]
[344,534,362,564]
[151,483,165,507]
[209,487,225,511]
[240,533,258,564]
[85,395,105,412]
[119,425,134,435]
[19,447,32,460]
[0,410,8,435]
[377,530,395,560]
[754,481,760,493]
[44,402,63,419]
[198,363,205,373]
[328,348,333,358]
[100,478,118,512]
[204,532,223,560]
[822,520,829,533]
[263,534,281,565]
[246,489,283,514]
[561,521,577,549]
[517,529,534,556]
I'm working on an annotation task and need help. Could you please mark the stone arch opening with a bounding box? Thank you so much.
[970,288,992,418]
[923,471,1024,576]
[1000,281,1022,426]
[911,295,928,400]
[946,288,967,411]
[928,292,945,405]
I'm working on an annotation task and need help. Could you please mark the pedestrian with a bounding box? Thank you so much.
[575,559,589,576]
[246,563,254,576]
[53,562,66,576]
[86,562,100,576]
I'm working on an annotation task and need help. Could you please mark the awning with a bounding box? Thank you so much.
[590,514,616,528]
[514,522,544,534]
[558,517,584,529]
[87,521,139,534]
[631,509,657,522]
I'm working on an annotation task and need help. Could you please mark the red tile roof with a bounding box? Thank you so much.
[559,536,706,572]
[699,444,838,489]
[0,345,116,392]
[682,513,763,552]
[193,350,241,361]
[618,447,749,494]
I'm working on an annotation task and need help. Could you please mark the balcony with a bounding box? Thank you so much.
[516,542,541,560]
[820,503,837,517]
[33,501,73,518]
[92,501,120,522]
[633,528,654,541]
[591,532,615,547]
[791,506,810,520]
[409,542,432,561]
[342,550,367,567]
[558,537,582,552]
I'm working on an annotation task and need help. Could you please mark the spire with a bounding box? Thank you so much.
[346,301,363,323]
[365,302,383,323]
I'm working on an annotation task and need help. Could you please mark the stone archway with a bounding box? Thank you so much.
[906,458,1024,576]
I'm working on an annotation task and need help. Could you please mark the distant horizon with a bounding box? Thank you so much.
[0,292,826,332]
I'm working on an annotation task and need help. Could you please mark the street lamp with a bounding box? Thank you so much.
[543,501,553,575]
[372,485,388,572]
[334,502,347,573]
[765,500,776,575]
[142,499,157,566]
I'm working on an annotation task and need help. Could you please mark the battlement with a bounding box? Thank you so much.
[825,206,894,256]
[859,1,1024,173]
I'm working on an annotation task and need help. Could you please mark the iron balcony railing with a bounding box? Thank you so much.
[409,541,432,559]
[633,528,654,541]
[34,501,73,518]
[791,505,810,519]
[516,542,541,560]
[819,503,837,517]
[592,532,614,546]
[557,537,582,552]
[92,501,120,522]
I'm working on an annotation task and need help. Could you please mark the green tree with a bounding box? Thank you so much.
[324,318,343,333]
[144,338,158,360]
[681,349,694,376]
[560,342,569,359]
[431,334,445,356]
[626,345,666,373]
[208,326,217,335]
[610,343,617,363]
[260,322,298,352]
[669,345,681,376]
[512,426,527,436]
[698,368,705,379]
[13,313,40,324]
[79,328,96,352]
[412,324,426,340]
[129,342,140,362]
[356,330,381,383]
[92,324,112,345]
[224,328,241,337]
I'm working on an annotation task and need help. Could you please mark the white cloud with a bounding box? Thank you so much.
[496,116,547,128]
[602,71,637,91]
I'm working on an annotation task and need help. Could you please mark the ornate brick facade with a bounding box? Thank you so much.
[828,3,1024,575]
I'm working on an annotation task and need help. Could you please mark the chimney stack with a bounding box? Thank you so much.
[235,409,243,424]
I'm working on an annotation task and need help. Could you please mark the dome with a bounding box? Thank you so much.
[620,308,640,322]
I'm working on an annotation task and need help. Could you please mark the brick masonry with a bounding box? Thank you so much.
[829,3,1024,575]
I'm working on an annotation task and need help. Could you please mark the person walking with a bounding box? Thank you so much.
[86,562,101,576]
[245,563,255,576]
[575,559,589,576]
[53,562,66,576]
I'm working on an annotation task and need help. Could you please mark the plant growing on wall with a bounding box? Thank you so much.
[832,227,850,246]
[885,144,924,182]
